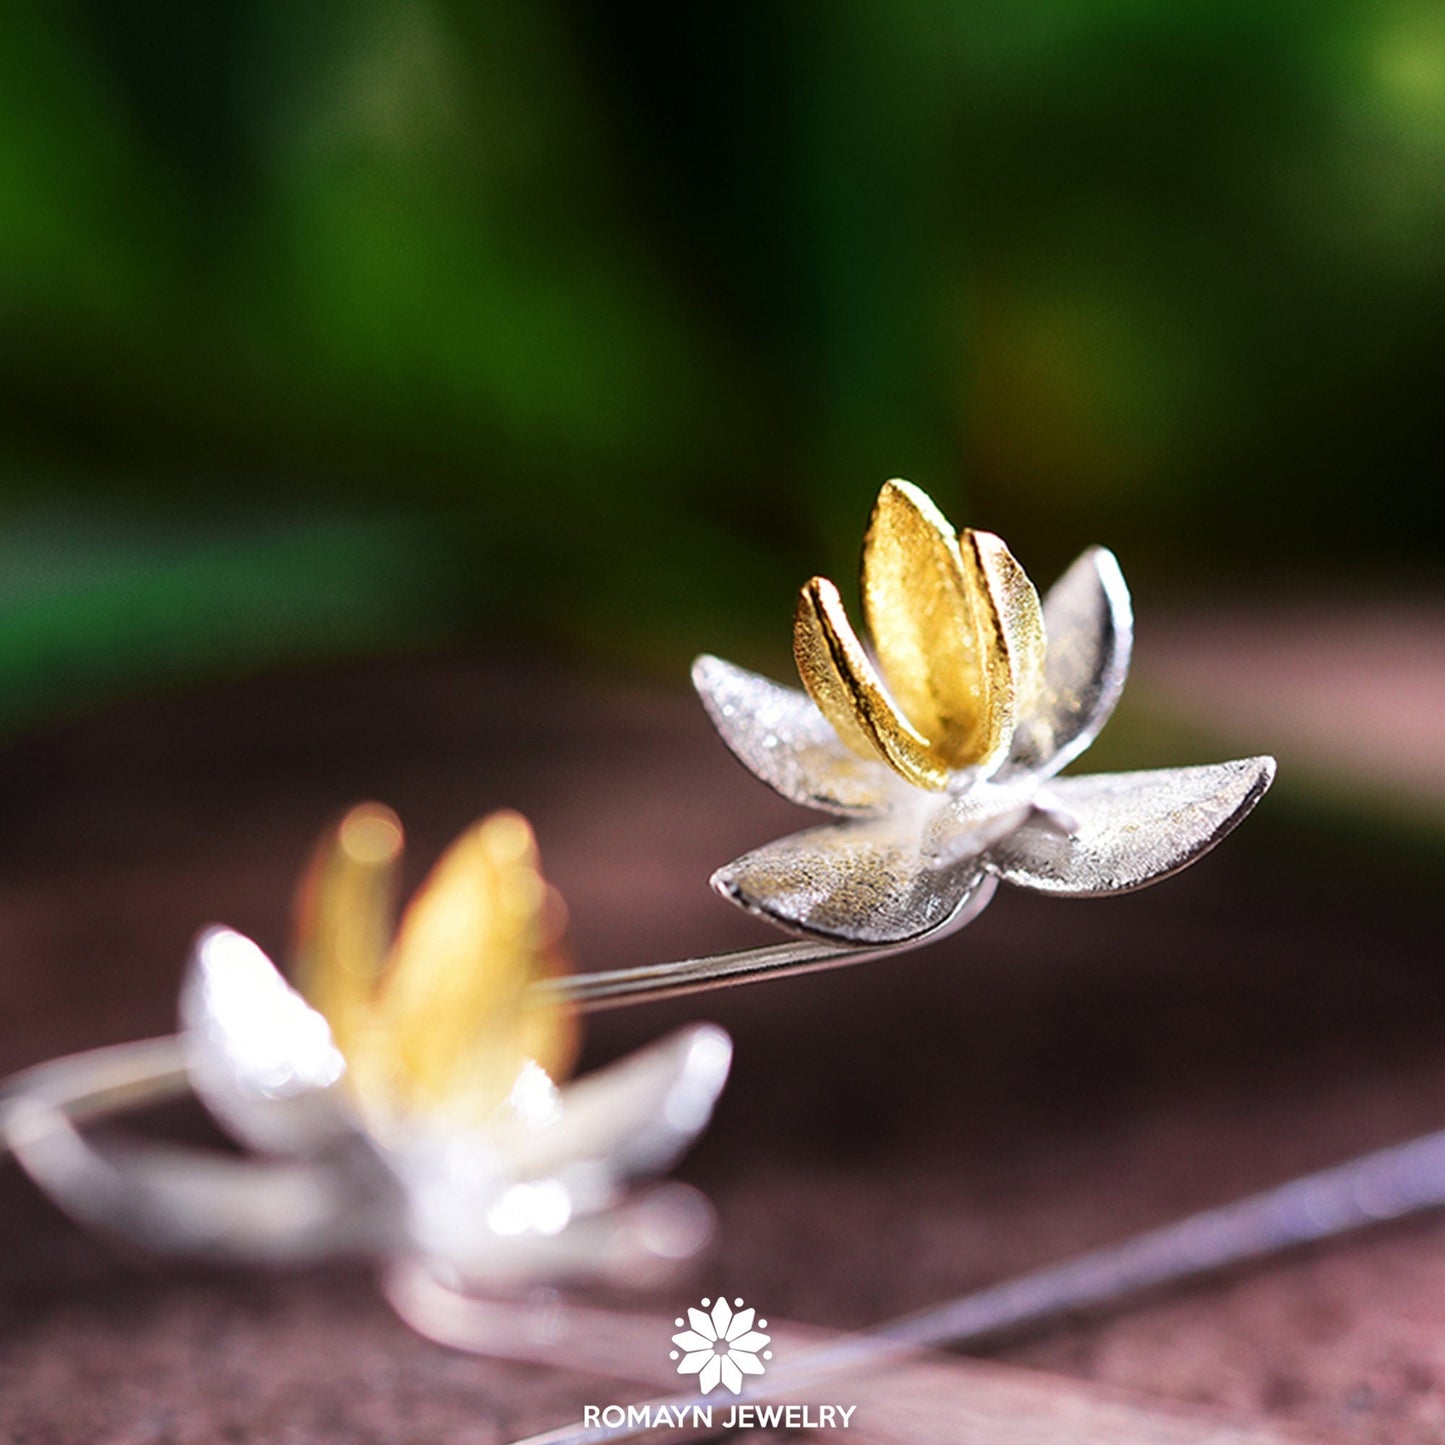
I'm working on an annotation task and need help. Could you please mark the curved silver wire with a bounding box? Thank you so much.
[0,1036,394,1259]
[535,874,996,1011]
[0,1035,188,1156]
[507,1121,1445,1444]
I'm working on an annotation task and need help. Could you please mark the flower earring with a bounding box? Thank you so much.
[692,479,1275,946]
[518,479,1277,1013]
[2,806,733,1295]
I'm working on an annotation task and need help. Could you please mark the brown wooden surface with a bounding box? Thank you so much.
[0,651,1440,1442]
[396,1295,1317,1444]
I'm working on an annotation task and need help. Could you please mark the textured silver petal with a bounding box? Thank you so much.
[1006,546,1133,779]
[713,816,994,945]
[988,756,1277,895]
[692,654,905,815]
[180,926,354,1156]
[496,1024,733,1193]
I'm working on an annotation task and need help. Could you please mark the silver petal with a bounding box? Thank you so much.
[2,1107,392,1261]
[712,816,996,945]
[925,776,1041,868]
[692,654,905,815]
[988,757,1277,895]
[393,1180,716,1292]
[496,1024,733,1193]
[180,926,353,1156]
[1006,546,1132,779]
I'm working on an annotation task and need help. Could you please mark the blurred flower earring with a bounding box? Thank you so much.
[0,806,732,1301]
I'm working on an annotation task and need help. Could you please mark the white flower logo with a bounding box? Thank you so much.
[670,1296,772,1394]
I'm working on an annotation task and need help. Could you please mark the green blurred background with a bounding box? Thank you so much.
[2,0,1442,735]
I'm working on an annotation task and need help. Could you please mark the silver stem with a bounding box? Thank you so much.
[0,1036,188,1164]
[880,1123,1445,1349]
[0,944,886,1154]
[539,875,999,1012]
[0,924,947,1150]
[512,1123,1445,1445]
[537,938,865,1011]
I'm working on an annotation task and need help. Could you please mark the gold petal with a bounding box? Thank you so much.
[962,529,1047,769]
[292,802,402,1059]
[364,811,578,1125]
[862,479,988,769]
[793,576,950,790]
[517,881,577,1081]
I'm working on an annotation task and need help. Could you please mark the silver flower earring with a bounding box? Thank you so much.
[694,479,1274,946]
[1,806,732,1299]
[556,477,1275,1011]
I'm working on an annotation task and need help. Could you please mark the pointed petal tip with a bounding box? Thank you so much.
[1188,750,1278,835]
[1237,753,1278,813]
[471,807,541,865]
[187,922,281,987]
[796,574,843,636]
[1087,544,1133,625]
[1216,753,1278,815]
[872,476,956,536]
[708,864,743,906]
[1064,542,1129,610]
[690,652,723,691]
[190,920,240,960]
[1077,541,1121,569]
[664,1022,734,1119]
[335,801,404,866]
[707,861,811,939]
[681,1021,733,1080]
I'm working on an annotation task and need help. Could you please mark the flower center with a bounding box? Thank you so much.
[792,479,1046,790]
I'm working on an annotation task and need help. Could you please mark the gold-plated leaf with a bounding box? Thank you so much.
[862,479,991,770]
[292,802,402,1060]
[362,811,578,1126]
[793,576,950,790]
[963,529,1047,769]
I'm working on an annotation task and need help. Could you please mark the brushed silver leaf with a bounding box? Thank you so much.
[989,757,1276,895]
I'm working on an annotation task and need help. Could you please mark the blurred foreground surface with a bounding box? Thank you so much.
[0,625,1440,1443]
